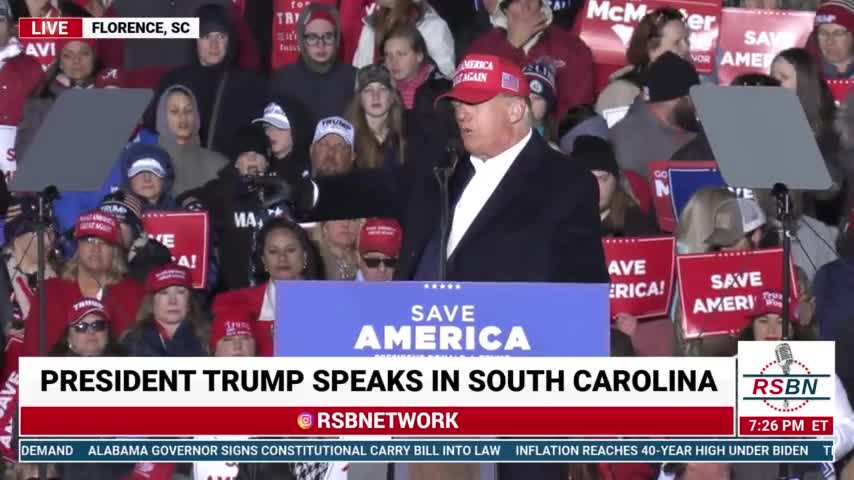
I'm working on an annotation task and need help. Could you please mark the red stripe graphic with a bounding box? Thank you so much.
[21,406,734,436]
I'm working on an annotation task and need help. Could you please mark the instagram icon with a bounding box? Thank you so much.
[297,412,314,430]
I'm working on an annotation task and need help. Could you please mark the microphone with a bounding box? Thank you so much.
[775,343,793,375]
[438,138,463,172]
[775,343,794,409]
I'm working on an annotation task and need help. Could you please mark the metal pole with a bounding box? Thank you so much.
[37,195,46,357]
[772,183,792,480]
[36,191,49,480]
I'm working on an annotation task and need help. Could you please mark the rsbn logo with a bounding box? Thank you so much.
[743,342,830,413]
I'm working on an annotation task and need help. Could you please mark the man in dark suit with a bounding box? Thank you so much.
[283,54,607,480]
[300,53,607,286]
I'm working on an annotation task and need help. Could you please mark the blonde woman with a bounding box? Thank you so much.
[675,187,737,254]
[22,211,145,356]
[671,188,738,356]
[314,219,362,281]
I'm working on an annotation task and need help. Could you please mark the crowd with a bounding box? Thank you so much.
[3,0,854,478]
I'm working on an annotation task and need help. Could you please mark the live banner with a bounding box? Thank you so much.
[142,212,209,290]
[271,0,336,69]
[828,80,854,104]
[603,236,676,319]
[275,281,610,356]
[676,248,799,338]
[579,0,721,74]
[717,8,815,86]
[648,160,724,232]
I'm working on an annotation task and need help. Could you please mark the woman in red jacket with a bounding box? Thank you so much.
[211,217,321,356]
[23,210,145,356]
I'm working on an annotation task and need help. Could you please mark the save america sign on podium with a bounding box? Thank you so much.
[274,282,610,357]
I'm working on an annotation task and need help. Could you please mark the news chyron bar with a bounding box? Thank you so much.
[15,341,834,464]
[17,17,199,40]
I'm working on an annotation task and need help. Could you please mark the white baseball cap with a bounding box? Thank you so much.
[252,102,291,130]
[312,116,354,148]
[128,158,166,178]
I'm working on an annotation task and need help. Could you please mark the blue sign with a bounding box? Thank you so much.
[275,281,609,357]
[669,166,727,218]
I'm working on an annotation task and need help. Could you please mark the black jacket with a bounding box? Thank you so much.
[406,68,459,155]
[271,59,358,128]
[311,132,608,283]
[122,321,207,357]
[146,66,269,155]
[190,168,294,292]
[143,4,269,155]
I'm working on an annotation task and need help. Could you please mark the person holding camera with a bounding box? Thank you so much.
[182,124,293,293]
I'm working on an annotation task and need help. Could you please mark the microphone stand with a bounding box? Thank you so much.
[772,183,793,480]
[434,144,460,282]
[35,186,58,480]
[772,183,793,341]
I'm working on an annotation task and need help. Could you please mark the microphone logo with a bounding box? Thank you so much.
[775,343,794,408]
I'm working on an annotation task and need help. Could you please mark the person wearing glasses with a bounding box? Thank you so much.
[49,297,122,356]
[22,211,145,357]
[814,0,854,79]
[271,4,357,126]
[357,218,402,282]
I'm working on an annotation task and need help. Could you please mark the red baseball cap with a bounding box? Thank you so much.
[67,297,109,326]
[210,310,255,351]
[748,290,798,320]
[74,211,122,246]
[437,54,530,106]
[145,264,192,294]
[359,218,403,257]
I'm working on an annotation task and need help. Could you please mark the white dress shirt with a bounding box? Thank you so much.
[446,130,532,257]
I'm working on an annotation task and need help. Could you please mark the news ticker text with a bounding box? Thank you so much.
[18,439,832,463]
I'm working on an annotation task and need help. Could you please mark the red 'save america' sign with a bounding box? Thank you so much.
[717,8,815,86]
[604,236,676,319]
[142,212,209,290]
[677,248,798,338]
[578,0,721,74]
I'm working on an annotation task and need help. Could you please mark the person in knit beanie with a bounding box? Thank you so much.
[99,190,172,283]
[271,3,357,125]
[816,0,854,78]
[523,60,559,145]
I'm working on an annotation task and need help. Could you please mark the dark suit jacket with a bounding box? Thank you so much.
[311,132,608,284]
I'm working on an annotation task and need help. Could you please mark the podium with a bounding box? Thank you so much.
[275,281,611,480]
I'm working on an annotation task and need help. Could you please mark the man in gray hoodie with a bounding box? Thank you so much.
[270,3,357,128]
